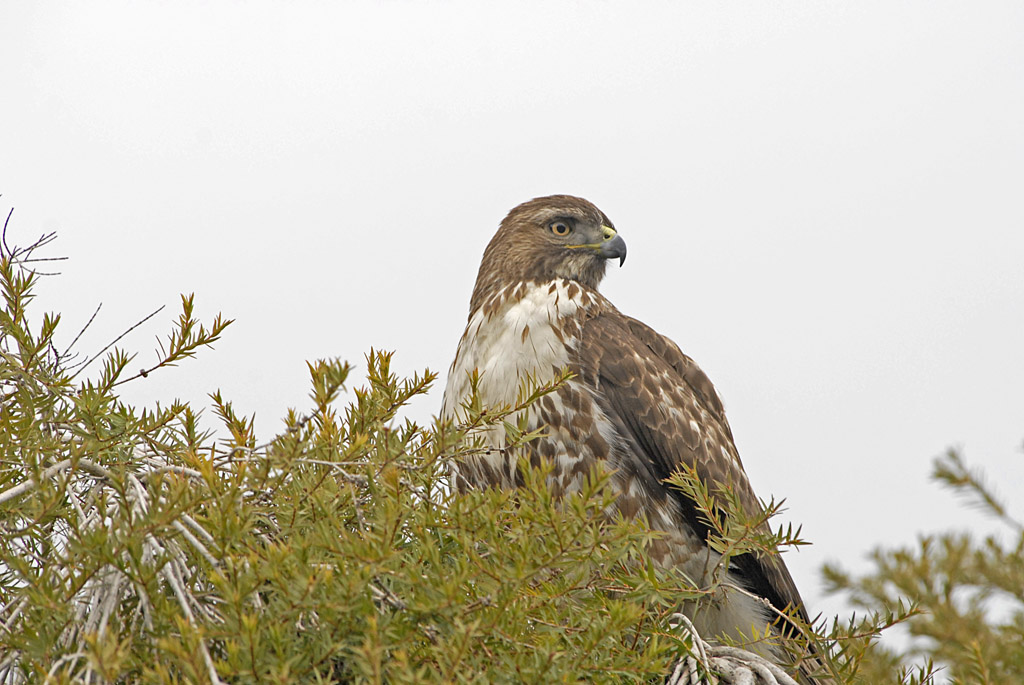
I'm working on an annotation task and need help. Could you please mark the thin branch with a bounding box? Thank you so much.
[294,458,369,487]
[179,513,217,546]
[156,539,224,685]
[70,305,166,381]
[721,581,808,642]
[0,459,73,507]
[139,461,207,482]
[171,519,220,568]
[61,302,102,360]
[42,651,88,685]
[0,458,113,507]
[17,256,69,264]
[7,231,60,264]
[1,207,12,259]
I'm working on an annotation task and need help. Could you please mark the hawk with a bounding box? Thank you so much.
[441,195,815,665]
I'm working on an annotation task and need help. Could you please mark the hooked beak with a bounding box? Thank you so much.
[598,226,627,266]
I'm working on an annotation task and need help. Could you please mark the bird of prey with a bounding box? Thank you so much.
[441,195,815,666]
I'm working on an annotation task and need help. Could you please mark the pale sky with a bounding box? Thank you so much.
[3,1,1023,623]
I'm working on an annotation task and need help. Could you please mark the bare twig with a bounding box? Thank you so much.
[370,581,407,611]
[0,459,73,507]
[17,256,69,264]
[61,303,103,361]
[294,458,369,487]
[1,207,12,259]
[2,227,61,267]
[42,651,88,685]
[0,457,113,507]
[70,305,166,380]
[720,581,808,643]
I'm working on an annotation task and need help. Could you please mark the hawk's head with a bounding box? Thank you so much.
[470,195,627,311]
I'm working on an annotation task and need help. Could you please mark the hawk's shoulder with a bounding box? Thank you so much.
[569,306,809,627]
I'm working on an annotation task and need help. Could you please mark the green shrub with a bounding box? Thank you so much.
[6,212,962,684]
[0,225,711,683]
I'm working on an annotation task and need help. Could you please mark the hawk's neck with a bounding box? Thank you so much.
[472,278,604,322]
[443,279,607,420]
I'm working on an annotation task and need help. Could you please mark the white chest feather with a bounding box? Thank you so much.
[441,280,589,429]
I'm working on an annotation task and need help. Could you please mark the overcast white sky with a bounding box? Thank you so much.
[3,1,1023,622]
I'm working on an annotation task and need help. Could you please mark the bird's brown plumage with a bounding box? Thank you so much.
[442,195,818,673]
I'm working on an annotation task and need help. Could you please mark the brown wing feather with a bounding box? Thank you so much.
[574,309,810,628]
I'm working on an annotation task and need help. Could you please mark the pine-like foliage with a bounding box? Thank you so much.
[823,450,1024,684]
[0,210,899,684]
[0,218,711,683]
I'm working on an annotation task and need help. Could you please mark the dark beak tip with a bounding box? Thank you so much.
[601,233,627,267]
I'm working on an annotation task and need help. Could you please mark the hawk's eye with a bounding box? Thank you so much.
[549,221,572,236]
